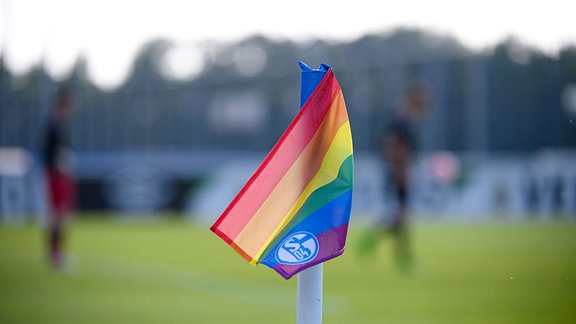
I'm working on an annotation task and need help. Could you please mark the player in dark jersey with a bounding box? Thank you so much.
[383,85,426,228]
[381,81,429,272]
[358,80,429,273]
[42,86,76,270]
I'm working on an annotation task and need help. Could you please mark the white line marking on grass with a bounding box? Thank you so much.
[74,252,347,314]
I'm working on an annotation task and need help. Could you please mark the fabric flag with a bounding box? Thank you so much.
[210,63,353,279]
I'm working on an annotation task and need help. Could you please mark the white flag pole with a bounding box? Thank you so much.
[296,62,327,324]
[297,264,323,324]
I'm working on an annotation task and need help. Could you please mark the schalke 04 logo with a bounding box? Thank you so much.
[276,231,319,265]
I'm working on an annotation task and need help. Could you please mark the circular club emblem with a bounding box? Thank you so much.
[276,231,319,265]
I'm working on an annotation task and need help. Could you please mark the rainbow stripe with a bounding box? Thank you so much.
[210,66,353,279]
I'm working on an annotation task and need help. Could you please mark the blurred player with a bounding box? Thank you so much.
[384,82,428,222]
[42,86,76,270]
[382,81,428,272]
[359,80,429,274]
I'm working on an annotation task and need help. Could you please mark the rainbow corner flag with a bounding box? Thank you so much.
[210,62,353,279]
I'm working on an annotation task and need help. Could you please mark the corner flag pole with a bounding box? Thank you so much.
[296,62,328,324]
[297,264,323,323]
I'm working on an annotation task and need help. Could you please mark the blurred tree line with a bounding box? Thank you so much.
[2,28,576,153]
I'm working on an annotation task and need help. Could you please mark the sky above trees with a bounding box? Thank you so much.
[1,0,575,88]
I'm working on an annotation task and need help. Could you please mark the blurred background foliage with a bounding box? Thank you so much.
[1,28,576,218]
[3,28,576,152]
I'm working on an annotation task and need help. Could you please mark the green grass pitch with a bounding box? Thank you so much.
[1,215,575,323]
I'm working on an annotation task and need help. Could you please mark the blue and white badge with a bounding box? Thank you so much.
[276,231,319,265]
